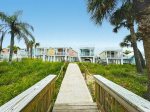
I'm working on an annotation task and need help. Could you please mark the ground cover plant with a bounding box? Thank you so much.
[0,59,65,106]
[78,63,148,99]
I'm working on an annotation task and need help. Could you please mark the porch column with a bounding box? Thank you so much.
[65,48,67,61]
[93,57,95,63]
[48,56,50,62]
[121,58,123,65]
[43,48,46,62]
[106,58,109,64]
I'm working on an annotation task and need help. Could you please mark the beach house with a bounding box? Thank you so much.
[79,47,95,63]
[99,49,123,64]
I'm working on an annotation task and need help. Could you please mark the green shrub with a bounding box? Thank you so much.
[78,63,147,98]
[0,59,65,106]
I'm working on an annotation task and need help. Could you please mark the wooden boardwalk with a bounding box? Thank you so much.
[53,63,98,112]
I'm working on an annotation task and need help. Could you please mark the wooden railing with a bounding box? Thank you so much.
[0,75,56,112]
[80,63,91,81]
[94,75,150,112]
[56,62,67,80]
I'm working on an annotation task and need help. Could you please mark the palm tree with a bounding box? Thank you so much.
[2,11,35,62]
[120,34,145,69]
[0,12,8,21]
[87,0,118,25]
[0,31,7,55]
[0,12,8,55]
[35,42,40,48]
[110,2,143,73]
[28,40,35,58]
[7,45,21,54]
[20,24,35,59]
[34,42,40,58]
[87,0,150,99]
[132,0,150,100]
[123,50,132,55]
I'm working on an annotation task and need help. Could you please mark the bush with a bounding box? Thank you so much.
[0,59,65,106]
[78,62,147,98]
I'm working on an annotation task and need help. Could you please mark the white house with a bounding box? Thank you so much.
[79,47,95,63]
[99,49,123,64]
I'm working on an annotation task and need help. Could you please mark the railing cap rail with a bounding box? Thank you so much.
[0,75,56,112]
[94,75,150,112]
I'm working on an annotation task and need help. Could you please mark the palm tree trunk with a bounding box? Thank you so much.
[133,0,150,14]
[138,48,146,69]
[129,25,143,73]
[30,47,33,59]
[133,1,150,99]
[143,37,150,100]
[34,46,36,58]
[0,32,5,55]
[0,37,3,55]
[138,6,150,100]
[27,46,29,58]
[9,32,15,62]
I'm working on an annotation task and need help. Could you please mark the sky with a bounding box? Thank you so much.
[0,0,144,53]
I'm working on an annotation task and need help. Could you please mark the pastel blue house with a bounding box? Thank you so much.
[123,56,135,64]
[79,47,95,63]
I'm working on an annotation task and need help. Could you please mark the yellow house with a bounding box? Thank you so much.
[48,48,55,56]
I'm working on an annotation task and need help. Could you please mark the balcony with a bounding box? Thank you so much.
[107,55,122,59]
[80,53,94,57]
[55,52,66,56]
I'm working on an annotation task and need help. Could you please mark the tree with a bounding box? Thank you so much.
[0,12,8,55]
[0,31,7,55]
[132,0,150,100]
[7,45,21,54]
[120,34,145,68]
[35,42,40,48]
[110,2,143,73]
[87,0,150,100]
[2,11,35,62]
[123,50,132,56]
[28,40,35,58]
[34,42,40,58]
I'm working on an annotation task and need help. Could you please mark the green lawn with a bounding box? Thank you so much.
[78,63,148,98]
[0,59,65,106]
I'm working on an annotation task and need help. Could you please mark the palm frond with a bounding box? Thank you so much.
[0,12,8,21]
[87,0,118,25]
[110,2,135,27]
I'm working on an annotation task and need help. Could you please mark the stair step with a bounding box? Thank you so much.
[53,103,99,112]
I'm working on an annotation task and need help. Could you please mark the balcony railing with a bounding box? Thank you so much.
[80,53,94,57]
[55,52,66,56]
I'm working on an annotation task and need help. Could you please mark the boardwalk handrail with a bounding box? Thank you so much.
[94,75,150,112]
[56,62,66,80]
[0,75,56,112]
[80,63,91,80]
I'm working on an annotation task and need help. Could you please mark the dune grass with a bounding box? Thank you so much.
[0,59,65,106]
[78,63,148,98]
